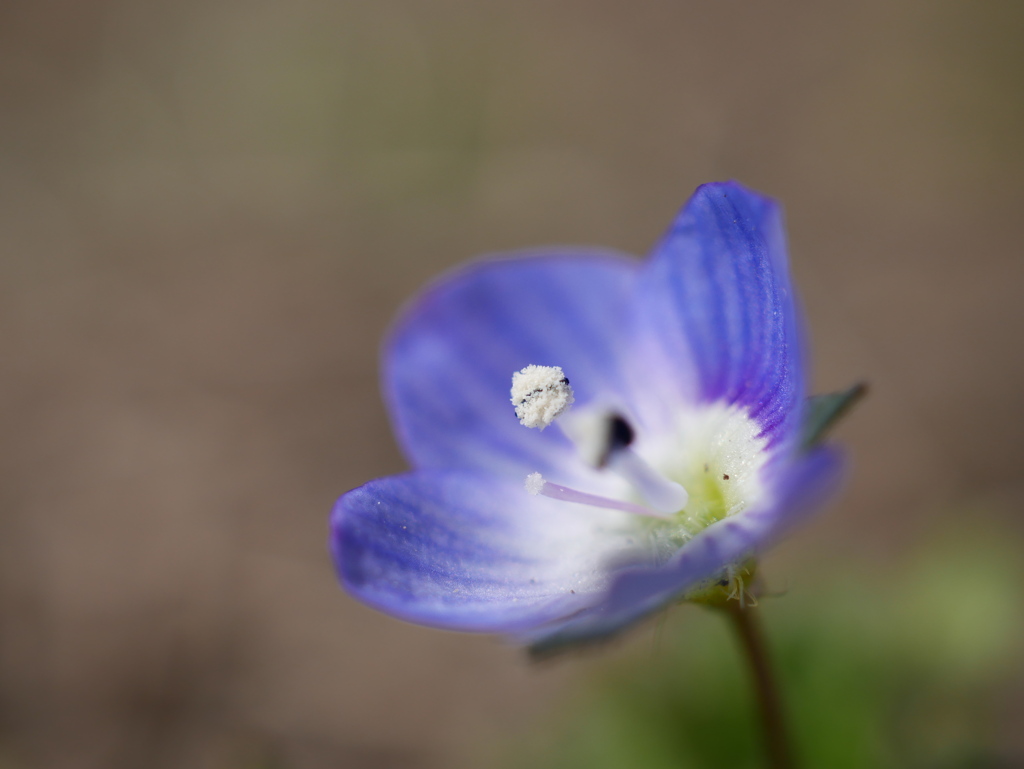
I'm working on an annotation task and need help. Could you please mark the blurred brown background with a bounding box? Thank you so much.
[1,1,1022,767]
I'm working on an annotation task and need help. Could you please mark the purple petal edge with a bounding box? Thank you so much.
[637,180,805,450]
[331,469,631,633]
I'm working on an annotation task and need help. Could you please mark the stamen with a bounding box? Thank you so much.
[510,370,689,516]
[524,473,668,519]
[566,409,690,515]
[607,449,689,515]
[511,365,574,429]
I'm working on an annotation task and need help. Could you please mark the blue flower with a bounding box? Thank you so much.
[331,181,846,651]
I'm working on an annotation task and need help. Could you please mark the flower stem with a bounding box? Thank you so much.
[725,602,796,769]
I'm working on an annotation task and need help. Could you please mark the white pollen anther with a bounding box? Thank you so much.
[511,365,574,429]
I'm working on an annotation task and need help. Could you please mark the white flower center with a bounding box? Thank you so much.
[512,365,769,544]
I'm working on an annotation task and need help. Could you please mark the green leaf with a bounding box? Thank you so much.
[800,382,867,450]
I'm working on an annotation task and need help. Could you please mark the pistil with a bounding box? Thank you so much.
[524,473,668,519]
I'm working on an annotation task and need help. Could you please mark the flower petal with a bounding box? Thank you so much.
[635,181,804,447]
[526,445,844,652]
[385,252,640,482]
[332,469,637,632]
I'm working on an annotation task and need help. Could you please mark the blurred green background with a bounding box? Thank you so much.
[499,531,1024,769]
[1,1,1022,767]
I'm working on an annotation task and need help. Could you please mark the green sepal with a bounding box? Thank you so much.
[800,382,867,451]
